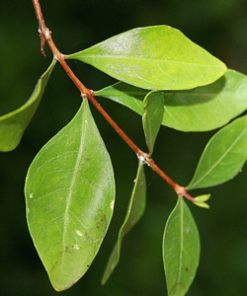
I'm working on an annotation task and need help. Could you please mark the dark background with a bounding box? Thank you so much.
[1,0,247,295]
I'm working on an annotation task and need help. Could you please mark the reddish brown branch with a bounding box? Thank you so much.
[32,0,91,96]
[31,0,195,202]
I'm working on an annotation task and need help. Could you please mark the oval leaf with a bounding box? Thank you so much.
[163,196,200,296]
[142,91,164,155]
[0,59,56,151]
[67,26,226,91]
[25,99,115,291]
[188,115,247,189]
[101,161,146,285]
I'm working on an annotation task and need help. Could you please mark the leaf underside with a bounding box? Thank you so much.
[101,161,146,285]
[0,59,56,151]
[163,196,200,296]
[68,25,226,91]
[25,99,115,291]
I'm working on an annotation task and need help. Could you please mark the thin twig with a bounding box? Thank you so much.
[31,0,195,202]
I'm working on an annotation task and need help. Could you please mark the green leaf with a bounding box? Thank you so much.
[163,196,200,296]
[96,70,247,132]
[162,69,247,131]
[101,161,146,285]
[67,26,226,91]
[25,99,115,291]
[0,59,56,152]
[188,115,247,189]
[142,91,164,155]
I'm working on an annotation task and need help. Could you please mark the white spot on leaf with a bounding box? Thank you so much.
[73,244,80,250]
[29,193,33,199]
[75,230,83,236]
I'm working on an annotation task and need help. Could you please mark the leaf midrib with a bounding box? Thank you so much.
[78,54,222,68]
[191,126,247,188]
[178,197,184,282]
[61,103,88,264]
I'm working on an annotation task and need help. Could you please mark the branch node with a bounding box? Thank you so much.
[44,27,52,40]
[81,93,88,99]
[137,151,150,165]
[175,186,195,202]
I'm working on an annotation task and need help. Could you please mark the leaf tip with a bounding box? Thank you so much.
[193,201,210,209]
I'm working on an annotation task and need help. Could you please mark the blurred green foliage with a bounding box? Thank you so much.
[0,0,247,295]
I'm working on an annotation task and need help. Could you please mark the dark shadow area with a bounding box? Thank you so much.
[163,75,226,106]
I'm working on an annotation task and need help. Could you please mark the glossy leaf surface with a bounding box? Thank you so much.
[0,60,56,151]
[188,115,247,189]
[68,26,226,90]
[101,162,146,285]
[25,99,115,291]
[96,70,247,131]
[163,196,200,296]
[142,91,164,155]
